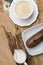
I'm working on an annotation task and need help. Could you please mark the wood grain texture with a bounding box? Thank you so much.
[0,26,17,65]
[0,0,43,65]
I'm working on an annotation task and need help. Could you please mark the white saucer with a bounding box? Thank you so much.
[22,23,43,56]
[9,0,38,26]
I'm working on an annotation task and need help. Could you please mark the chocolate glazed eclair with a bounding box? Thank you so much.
[26,29,43,48]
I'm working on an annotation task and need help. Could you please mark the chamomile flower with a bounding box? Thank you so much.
[3,1,10,11]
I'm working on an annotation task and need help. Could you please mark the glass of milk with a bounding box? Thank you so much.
[14,49,28,65]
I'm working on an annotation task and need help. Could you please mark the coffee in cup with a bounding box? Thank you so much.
[14,1,33,19]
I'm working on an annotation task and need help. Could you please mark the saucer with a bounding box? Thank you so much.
[9,0,38,26]
[22,23,43,56]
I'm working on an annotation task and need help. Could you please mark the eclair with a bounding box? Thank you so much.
[26,29,43,48]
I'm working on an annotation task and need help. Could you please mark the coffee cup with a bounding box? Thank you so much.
[14,49,28,65]
[13,0,33,19]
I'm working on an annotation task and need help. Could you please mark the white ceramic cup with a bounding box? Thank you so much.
[14,49,28,65]
[13,0,33,19]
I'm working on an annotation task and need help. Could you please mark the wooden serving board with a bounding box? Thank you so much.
[0,0,43,65]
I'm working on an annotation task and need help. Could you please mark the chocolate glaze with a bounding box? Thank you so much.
[26,29,43,48]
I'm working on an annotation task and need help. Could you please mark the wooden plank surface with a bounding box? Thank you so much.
[0,26,17,65]
[0,0,43,65]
